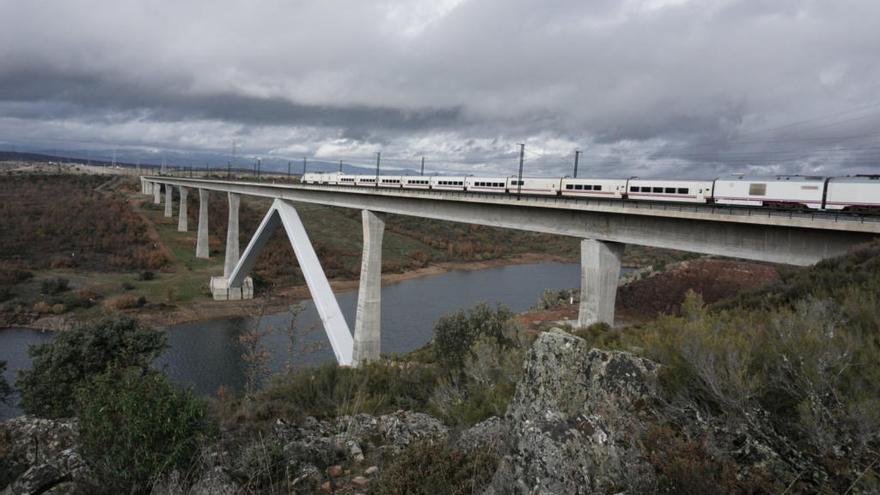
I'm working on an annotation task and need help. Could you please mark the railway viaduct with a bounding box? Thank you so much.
[140,176,880,367]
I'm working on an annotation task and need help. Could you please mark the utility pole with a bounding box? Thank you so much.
[573,150,581,178]
[257,158,261,178]
[302,157,307,176]
[420,156,425,176]
[339,160,343,173]
[287,161,291,178]
[226,161,231,179]
[517,143,525,197]
[375,152,381,187]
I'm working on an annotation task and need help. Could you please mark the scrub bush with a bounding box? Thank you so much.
[219,361,439,426]
[77,367,213,493]
[430,329,526,427]
[17,315,166,418]
[432,303,515,372]
[0,361,11,405]
[373,441,498,495]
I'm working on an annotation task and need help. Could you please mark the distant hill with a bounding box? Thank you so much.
[0,150,431,176]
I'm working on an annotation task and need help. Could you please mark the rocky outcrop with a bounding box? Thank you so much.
[0,416,95,495]
[456,416,505,454]
[335,410,449,455]
[486,329,661,494]
[150,410,447,494]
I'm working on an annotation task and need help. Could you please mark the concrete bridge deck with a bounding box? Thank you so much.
[139,176,878,366]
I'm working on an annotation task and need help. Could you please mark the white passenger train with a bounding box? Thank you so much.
[301,172,880,212]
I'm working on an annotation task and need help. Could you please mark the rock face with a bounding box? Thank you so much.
[0,416,95,495]
[150,410,448,494]
[486,329,661,494]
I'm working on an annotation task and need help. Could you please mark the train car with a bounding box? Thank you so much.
[713,176,825,210]
[401,176,431,189]
[320,172,342,185]
[431,176,467,191]
[337,174,357,186]
[507,177,562,196]
[301,172,321,184]
[560,178,628,199]
[627,179,714,203]
[378,176,403,188]
[355,175,379,187]
[824,175,880,210]
[465,176,508,194]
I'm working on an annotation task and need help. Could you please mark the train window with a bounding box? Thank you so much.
[665,187,676,193]
[594,185,602,191]
[749,183,766,196]
[652,187,663,193]
[630,186,638,193]
[677,188,688,194]
[566,184,573,190]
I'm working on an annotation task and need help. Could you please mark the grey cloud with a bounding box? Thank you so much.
[0,0,879,176]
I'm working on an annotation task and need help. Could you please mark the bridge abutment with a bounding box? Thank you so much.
[353,210,385,367]
[153,182,161,204]
[196,189,210,259]
[164,185,173,217]
[177,186,189,232]
[578,239,624,327]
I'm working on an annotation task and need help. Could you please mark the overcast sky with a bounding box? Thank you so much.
[1,0,879,177]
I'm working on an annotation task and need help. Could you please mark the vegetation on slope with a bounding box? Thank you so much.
[566,241,880,493]
[17,315,167,418]
[0,174,166,271]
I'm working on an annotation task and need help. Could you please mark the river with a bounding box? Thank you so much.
[0,261,604,419]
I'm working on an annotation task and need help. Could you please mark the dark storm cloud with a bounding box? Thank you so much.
[0,71,461,131]
[1,0,879,175]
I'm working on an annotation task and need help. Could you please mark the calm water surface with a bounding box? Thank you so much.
[1,261,606,419]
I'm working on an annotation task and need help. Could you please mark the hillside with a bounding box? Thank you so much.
[3,237,878,493]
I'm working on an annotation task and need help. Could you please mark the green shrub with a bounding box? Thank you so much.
[77,367,213,494]
[17,315,166,418]
[531,288,578,310]
[432,303,515,371]
[430,328,526,427]
[220,360,439,425]
[373,441,498,495]
[643,424,779,494]
[39,277,69,295]
[0,361,10,405]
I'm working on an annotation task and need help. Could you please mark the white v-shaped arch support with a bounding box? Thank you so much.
[228,199,353,366]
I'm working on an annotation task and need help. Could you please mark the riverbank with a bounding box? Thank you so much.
[134,252,576,327]
[1,253,575,332]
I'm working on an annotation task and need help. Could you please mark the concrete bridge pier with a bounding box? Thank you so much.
[177,186,189,232]
[196,189,210,259]
[153,182,161,204]
[223,192,241,277]
[164,185,173,217]
[578,239,624,327]
[352,210,385,366]
[210,192,248,300]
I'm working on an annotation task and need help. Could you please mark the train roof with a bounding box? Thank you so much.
[828,175,880,184]
[719,175,825,182]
